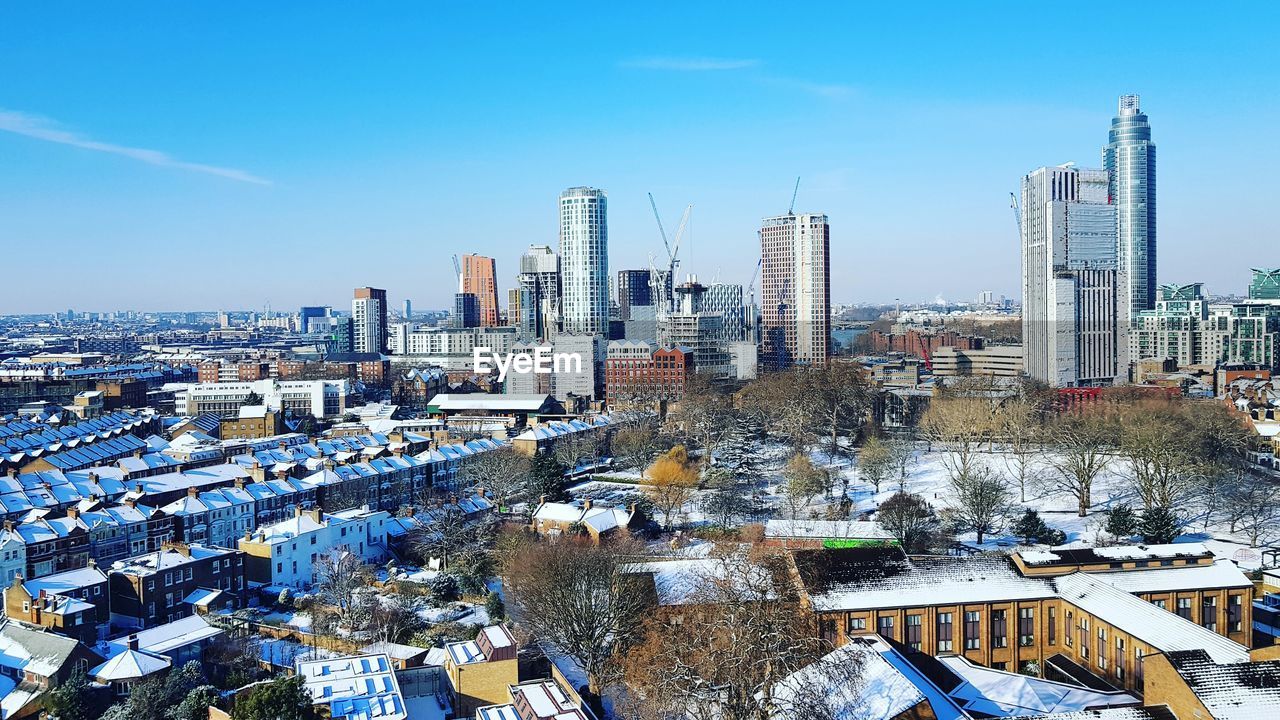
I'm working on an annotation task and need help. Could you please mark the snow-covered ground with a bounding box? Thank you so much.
[584,440,1277,569]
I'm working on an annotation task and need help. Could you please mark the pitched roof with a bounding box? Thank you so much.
[1163,649,1280,720]
[91,646,171,681]
[1052,573,1250,664]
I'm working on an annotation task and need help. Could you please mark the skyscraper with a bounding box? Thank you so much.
[1021,165,1121,386]
[351,287,388,354]
[558,187,609,336]
[517,244,561,339]
[460,254,500,327]
[616,269,654,321]
[402,299,412,321]
[759,212,830,368]
[1104,94,1157,325]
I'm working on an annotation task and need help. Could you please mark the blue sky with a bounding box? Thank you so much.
[2,2,1276,313]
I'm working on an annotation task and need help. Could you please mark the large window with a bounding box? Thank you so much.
[937,613,954,653]
[907,615,923,651]
[964,611,981,650]
[1018,607,1035,647]
[1115,636,1126,682]
[1097,628,1107,670]
[1064,610,1073,647]
[991,609,1008,649]
[1048,606,1057,646]
[1176,597,1192,620]
[1202,596,1217,632]
[1228,595,1243,633]
[847,616,866,634]
[878,616,895,640]
[1079,617,1090,659]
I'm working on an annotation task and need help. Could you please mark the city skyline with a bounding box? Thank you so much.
[2,3,1278,314]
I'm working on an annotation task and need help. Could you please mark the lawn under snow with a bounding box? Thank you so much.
[571,440,1276,569]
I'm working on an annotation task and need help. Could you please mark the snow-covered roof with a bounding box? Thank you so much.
[1053,573,1250,664]
[125,615,223,656]
[0,622,84,678]
[430,393,553,412]
[446,640,485,665]
[296,653,406,720]
[508,680,588,720]
[22,566,108,596]
[91,646,171,681]
[620,557,776,606]
[1164,649,1280,720]
[793,547,1055,612]
[359,641,430,661]
[1088,559,1252,594]
[769,637,934,720]
[764,519,893,541]
[1019,543,1213,567]
[939,654,1138,715]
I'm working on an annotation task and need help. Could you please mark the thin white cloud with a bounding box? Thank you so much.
[0,108,271,185]
[622,56,761,71]
[761,76,856,99]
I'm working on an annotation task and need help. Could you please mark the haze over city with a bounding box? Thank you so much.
[3,2,1278,313]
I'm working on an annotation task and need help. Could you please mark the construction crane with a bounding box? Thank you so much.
[646,195,692,315]
[788,176,801,215]
[451,254,463,293]
[1010,192,1022,237]
[745,257,762,339]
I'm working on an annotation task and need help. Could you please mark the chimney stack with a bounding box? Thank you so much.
[582,498,593,511]
[188,486,200,498]
[127,635,139,651]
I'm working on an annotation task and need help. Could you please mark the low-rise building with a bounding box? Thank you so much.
[297,653,407,720]
[931,345,1024,377]
[0,621,105,716]
[604,341,692,409]
[218,405,283,441]
[530,498,639,543]
[238,505,390,590]
[3,565,109,644]
[108,542,245,629]
[443,624,519,717]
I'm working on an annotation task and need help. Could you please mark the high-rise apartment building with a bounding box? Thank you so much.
[1249,268,1280,300]
[759,213,830,368]
[1021,166,1121,387]
[402,299,412,321]
[617,269,654,321]
[559,187,609,336]
[1104,94,1157,325]
[351,287,388,354]
[461,254,500,327]
[453,293,479,329]
[517,245,561,339]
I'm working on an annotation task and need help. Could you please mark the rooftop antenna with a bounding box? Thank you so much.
[788,176,801,215]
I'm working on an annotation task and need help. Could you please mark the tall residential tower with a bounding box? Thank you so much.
[460,254,500,327]
[1104,94,1157,326]
[351,287,388,354]
[558,187,609,336]
[759,212,831,368]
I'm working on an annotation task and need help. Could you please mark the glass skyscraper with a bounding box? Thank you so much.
[1104,94,1157,325]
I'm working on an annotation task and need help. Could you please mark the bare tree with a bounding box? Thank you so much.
[876,491,940,553]
[998,396,1045,503]
[1047,411,1114,516]
[677,374,736,467]
[1116,400,1198,510]
[781,453,826,520]
[887,438,917,492]
[920,395,997,484]
[502,537,647,696]
[404,502,489,572]
[611,424,667,471]
[805,362,870,460]
[857,436,892,494]
[944,464,1013,544]
[1219,472,1280,547]
[458,446,531,509]
[618,550,844,720]
[552,432,603,472]
[314,550,371,619]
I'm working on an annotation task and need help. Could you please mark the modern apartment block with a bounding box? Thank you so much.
[1021,165,1122,387]
[616,269,654,321]
[461,254,500,327]
[175,378,352,418]
[759,212,831,369]
[352,287,388,354]
[1130,270,1280,371]
[559,187,609,336]
[516,244,561,340]
[1105,94,1158,324]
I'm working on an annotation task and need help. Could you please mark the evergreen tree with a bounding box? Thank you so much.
[1010,509,1065,545]
[241,391,264,407]
[1139,506,1182,544]
[47,667,103,720]
[231,675,310,720]
[1104,504,1140,539]
[529,453,568,502]
[485,591,505,621]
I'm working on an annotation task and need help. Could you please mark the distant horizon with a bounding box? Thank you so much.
[3,3,1277,313]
